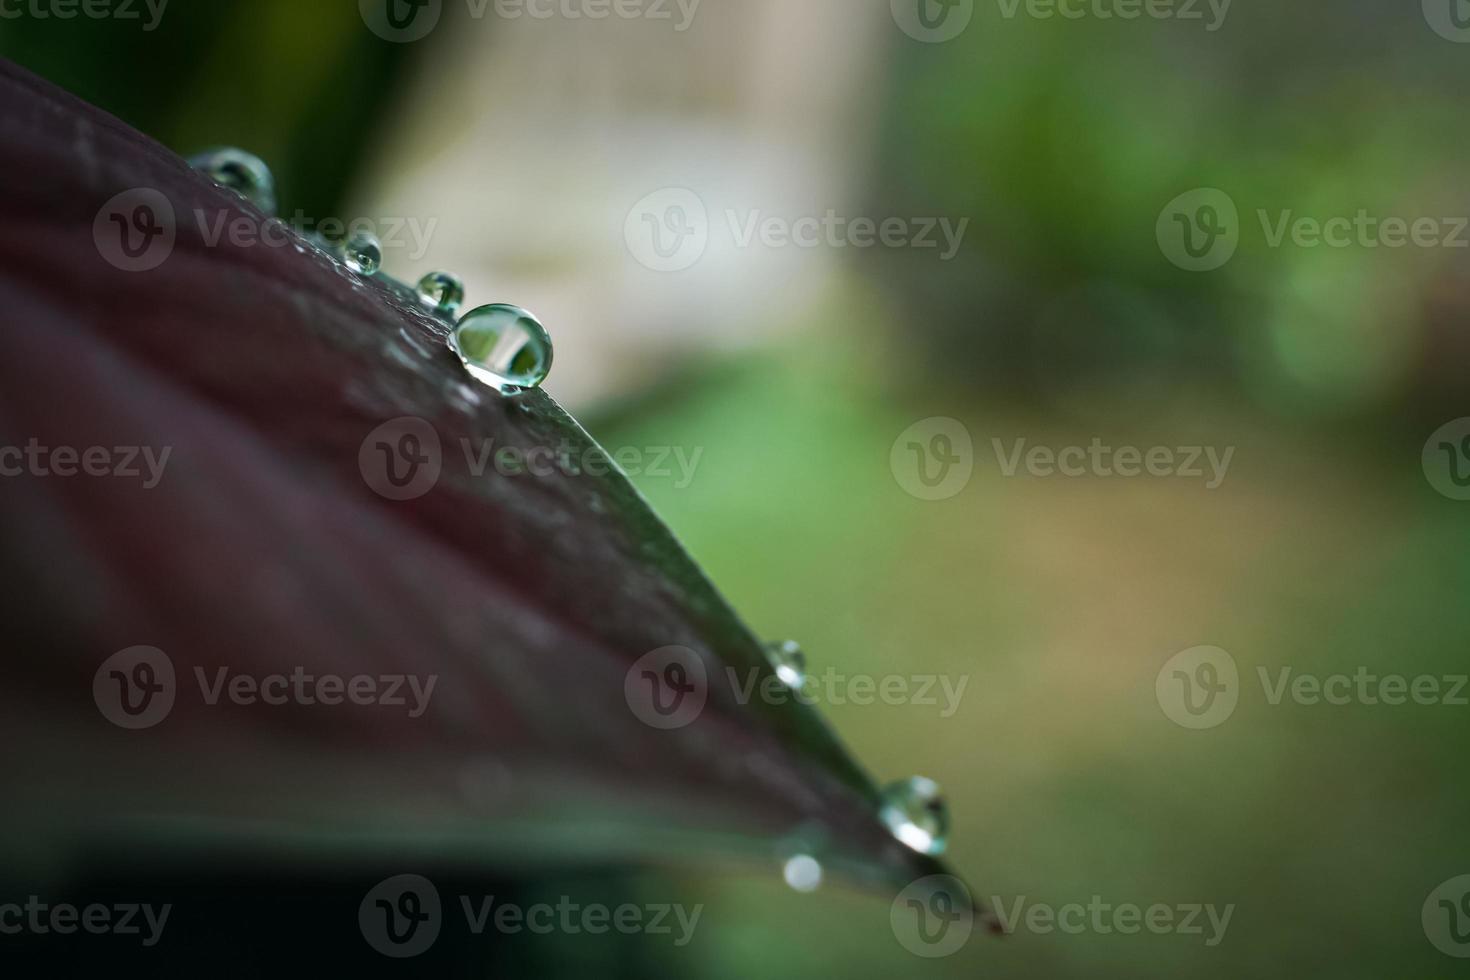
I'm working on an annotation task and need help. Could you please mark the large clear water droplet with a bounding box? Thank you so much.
[782,854,823,893]
[450,304,554,393]
[880,776,950,856]
[343,232,382,276]
[766,640,807,690]
[189,147,277,216]
[417,271,465,317]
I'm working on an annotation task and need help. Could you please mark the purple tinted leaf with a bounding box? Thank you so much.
[0,57,961,899]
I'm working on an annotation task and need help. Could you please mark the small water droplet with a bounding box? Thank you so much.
[766,640,807,690]
[880,776,950,856]
[189,147,277,215]
[417,271,465,317]
[450,304,554,393]
[782,854,823,893]
[343,232,382,276]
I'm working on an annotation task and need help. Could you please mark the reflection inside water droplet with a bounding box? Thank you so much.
[417,271,465,317]
[880,776,950,856]
[765,640,807,690]
[782,854,823,893]
[450,304,554,393]
[188,147,277,216]
[343,232,382,276]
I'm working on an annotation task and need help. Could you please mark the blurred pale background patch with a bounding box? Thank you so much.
[352,0,890,410]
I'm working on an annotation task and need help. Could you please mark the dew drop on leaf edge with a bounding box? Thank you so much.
[188,147,277,216]
[450,303,554,394]
[879,776,950,856]
[343,232,382,276]
[765,640,807,690]
[416,271,466,317]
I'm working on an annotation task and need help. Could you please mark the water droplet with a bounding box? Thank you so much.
[343,232,382,276]
[450,304,554,393]
[880,776,950,856]
[417,271,465,317]
[189,147,277,216]
[782,854,823,893]
[766,640,807,690]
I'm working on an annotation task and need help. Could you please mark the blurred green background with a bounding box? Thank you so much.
[6,1,1469,976]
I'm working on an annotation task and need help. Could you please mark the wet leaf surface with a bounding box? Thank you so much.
[0,57,962,900]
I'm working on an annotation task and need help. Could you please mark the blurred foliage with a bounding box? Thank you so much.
[869,8,1470,425]
[602,291,1470,979]
[0,0,414,216]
